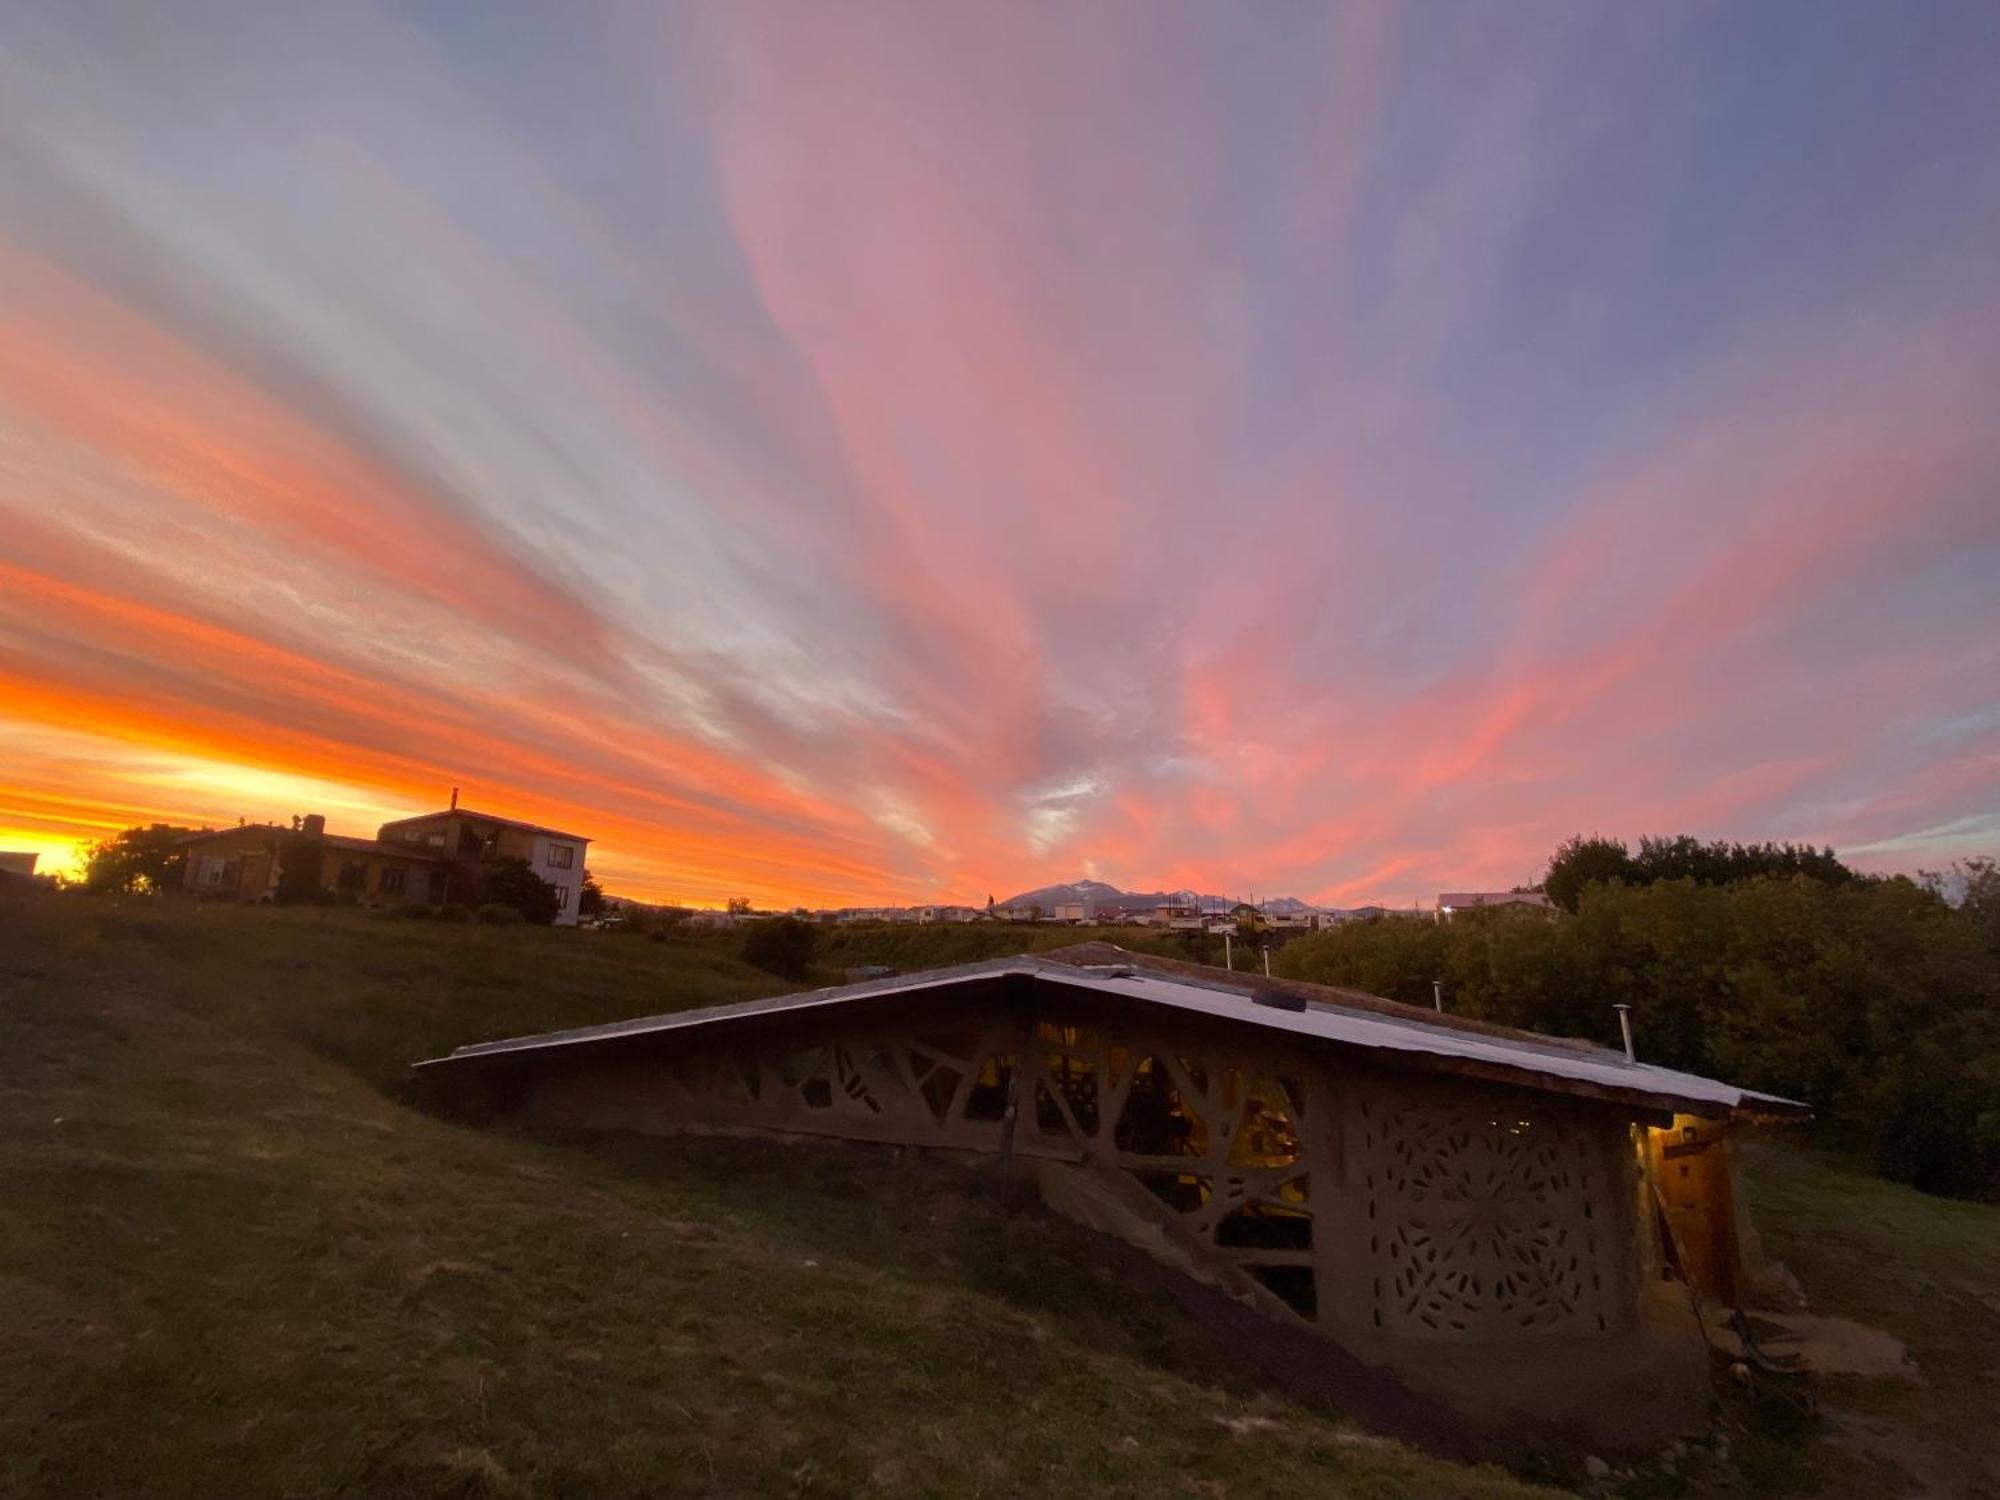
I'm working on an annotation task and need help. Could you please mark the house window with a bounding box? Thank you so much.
[546,843,575,870]
[378,866,408,897]
[337,861,367,893]
[458,824,484,855]
[555,885,570,911]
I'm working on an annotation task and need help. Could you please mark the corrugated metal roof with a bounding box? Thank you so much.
[416,954,1806,1121]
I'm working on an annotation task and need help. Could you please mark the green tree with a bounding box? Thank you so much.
[83,824,196,893]
[577,871,606,918]
[1542,834,1635,913]
[1275,917,1450,1010]
[477,858,561,925]
[742,916,817,979]
[1632,835,1856,888]
[273,834,328,904]
[1931,857,2000,961]
[1285,865,2000,1201]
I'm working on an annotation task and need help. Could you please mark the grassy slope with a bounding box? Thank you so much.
[1732,1142,2000,1498]
[1,898,1550,1500]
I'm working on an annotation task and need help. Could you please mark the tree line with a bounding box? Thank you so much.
[1278,838,2000,1200]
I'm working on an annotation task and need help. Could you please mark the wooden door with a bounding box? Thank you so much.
[1646,1116,1741,1305]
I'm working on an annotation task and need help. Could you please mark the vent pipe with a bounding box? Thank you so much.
[450,785,460,810]
[1613,1003,1636,1062]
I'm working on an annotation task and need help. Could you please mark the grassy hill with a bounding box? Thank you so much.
[2,897,1993,1497]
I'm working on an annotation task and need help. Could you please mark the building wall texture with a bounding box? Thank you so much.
[501,985,1699,1437]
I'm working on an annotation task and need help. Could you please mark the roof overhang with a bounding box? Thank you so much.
[415,955,1809,1124]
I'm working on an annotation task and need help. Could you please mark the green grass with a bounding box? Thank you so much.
[1729,1141,2000,1498]
[7,898,1993,1498]
[1,896,1553,1499]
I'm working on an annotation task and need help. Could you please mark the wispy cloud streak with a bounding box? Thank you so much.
[0,1,1995,900]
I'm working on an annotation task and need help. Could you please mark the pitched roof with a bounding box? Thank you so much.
[416,943,1806,1123]
[317,834,443,862]
[378,809,591,843]
[178,823,288,844]
[178,824,441,862]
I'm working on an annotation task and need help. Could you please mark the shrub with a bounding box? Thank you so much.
[474,903,526,926]
[475,858,560,926]
[436,903,471,923]
[742,916,818,979]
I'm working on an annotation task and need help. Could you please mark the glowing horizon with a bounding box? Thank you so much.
[2,4,1996,908]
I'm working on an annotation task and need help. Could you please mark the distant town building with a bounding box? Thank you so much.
[1435,891,1553,922]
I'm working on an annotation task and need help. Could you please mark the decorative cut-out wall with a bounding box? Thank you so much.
[530,1003,1638,1347]
[1355,1092,1620,1339]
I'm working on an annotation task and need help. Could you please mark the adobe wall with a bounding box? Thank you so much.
[507,984,1702,1440]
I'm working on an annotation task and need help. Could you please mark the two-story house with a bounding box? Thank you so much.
[377,806,592,926]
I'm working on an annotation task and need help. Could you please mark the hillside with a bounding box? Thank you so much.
[3,897,1993,1497]
[0,897,1552,1500]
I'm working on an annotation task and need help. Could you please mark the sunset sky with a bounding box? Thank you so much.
[2,2,1996,908]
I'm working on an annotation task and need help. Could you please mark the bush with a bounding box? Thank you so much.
[475,858,560,926]
[436,903,471,924]
[474,903,526,926]
[741,916,818,979]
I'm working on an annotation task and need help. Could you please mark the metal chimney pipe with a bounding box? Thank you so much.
[1614,1003,1635,1062]
[450,785,460,810]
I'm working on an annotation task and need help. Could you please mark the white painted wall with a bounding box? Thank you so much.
[532,835,586,926]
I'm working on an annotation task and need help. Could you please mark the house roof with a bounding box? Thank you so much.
[178,823,287,844]
[415,943,1807,1123]
[318,834,443,862]
[178,824,441,862]
[379,809,591,844]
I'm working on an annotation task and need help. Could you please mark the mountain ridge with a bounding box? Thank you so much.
[997,878,1323,914]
